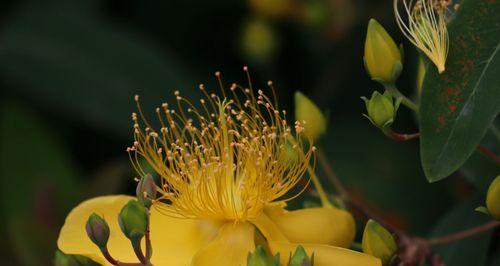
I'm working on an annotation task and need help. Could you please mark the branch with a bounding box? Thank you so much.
[477,145,500,164]
[384,130,420,142]
[317,149,403,234]
[427,220,500,246]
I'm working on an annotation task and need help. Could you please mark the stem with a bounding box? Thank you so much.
[317,149,403,234]
[145,229,152,260]
[316,150,348,199]
[100,246,146,266]
[131,239,148,265]
[427,220,500,246]
[384,130,420,142]
[307,166,333,208]
[386,85,419,112]
[477,145,500,164]
[100,247,118,265]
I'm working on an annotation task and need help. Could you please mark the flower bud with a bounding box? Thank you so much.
[362,220,397,265]
[136,174,157,208]
[416,57,426,96]
[361,91,397,128]
[248,0,291,19]
[364,19,402,84]
[118,200,149,241]
[85,213,110,248]
[294,91,327,141]
[240,17,278,64]
[289,245,313,266]
[486,175,500,220]
[247,246,279,266]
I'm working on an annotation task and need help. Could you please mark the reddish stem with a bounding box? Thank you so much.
[428,220,500,246]
[477,145,500,164]
[384,130,420,141]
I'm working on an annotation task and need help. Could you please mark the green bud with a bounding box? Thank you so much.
[247,246,280,266]
[136,174,157,208]
[486,175,500,220]
[294,91,327,141]
[118,199,149,240]
[288,245,313,266]
[361,91,397,128]
[364,19,402,84]
[85,213,110,248]
[362,220,397,265]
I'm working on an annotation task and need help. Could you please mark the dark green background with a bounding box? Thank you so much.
[0,0,497,265]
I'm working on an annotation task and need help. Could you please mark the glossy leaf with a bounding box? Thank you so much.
[420,0,500,181]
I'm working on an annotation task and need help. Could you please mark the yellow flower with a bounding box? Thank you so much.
[57,71,381,266]
[364,19,403,84]
[394,0,450,74]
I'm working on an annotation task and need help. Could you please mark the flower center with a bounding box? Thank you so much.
[127,71,314,222]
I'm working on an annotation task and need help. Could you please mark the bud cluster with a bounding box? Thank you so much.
[84,174,157,265]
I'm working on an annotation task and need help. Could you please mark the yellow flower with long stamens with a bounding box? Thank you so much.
[394,0,450,73]
[57,68,381,266]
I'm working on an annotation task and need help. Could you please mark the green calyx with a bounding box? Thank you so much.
[247,246,280,266]
[362,219,397,265]
[361,91,399,129]
[288,245,314,266]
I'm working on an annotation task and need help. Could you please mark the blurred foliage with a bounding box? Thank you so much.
[0,0,497,265]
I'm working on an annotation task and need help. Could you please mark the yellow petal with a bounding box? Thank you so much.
[149,207,222,265]
[57,195,136,265]
[58,195,221,266]
[269,241,382,266]
[252,212,289,243]
[191,222,255,266]
[266,207,355,248]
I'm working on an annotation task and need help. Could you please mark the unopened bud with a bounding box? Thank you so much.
[361,91,397,128]
[289,245,313,266]
[294,91,327,141]
[248,0,291,19]
[486,175,500,220]
[247,246,279,266]
[362,220,397,265]
[118,200,149,241]
[240,17,278,64]
[364,19,402,84]
[85,213,110,248]
[136,174,157,208]
[416,57,426,96]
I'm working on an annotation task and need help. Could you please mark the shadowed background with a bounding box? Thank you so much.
[0,0,496,265]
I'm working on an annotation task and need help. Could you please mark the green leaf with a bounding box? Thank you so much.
[420,0,500,181]
[55,250,100,266]
[429,196,494,266]
[0,1,197,137]
[0,103,82,266]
